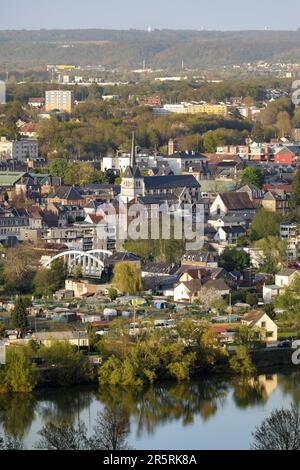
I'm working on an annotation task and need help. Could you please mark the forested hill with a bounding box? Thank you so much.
[1,29,300,68]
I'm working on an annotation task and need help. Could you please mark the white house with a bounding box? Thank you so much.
[241,310,278,343]
[275,269,300,287]
[174,279,202,303]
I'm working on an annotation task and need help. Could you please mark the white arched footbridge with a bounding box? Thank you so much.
[43,249,112,278]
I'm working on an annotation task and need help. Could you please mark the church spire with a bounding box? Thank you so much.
[130,131,135,167]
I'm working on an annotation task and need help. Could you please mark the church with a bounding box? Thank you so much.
[120,133,202,207]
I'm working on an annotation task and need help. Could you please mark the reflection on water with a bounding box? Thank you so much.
[0,372,299,449]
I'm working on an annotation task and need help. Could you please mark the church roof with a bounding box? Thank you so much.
[144,174,200,190]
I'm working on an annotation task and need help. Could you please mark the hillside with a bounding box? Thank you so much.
[1,29,300,68]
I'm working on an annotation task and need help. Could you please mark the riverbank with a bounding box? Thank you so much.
[29,348,298,390]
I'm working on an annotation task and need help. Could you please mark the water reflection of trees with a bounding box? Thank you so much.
[36,387,96,426]
[278,371,300,403]
[98,379,230,435]
[0,387,96,440]
[0,394,37,439]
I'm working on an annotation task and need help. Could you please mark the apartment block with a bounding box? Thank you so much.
[45,90,74,113]
[0,137,38,161]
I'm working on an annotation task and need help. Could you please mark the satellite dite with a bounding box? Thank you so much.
[0,81,6,105]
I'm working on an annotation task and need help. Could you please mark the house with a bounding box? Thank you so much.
[275,268,300,287]
[262,191,290,216]
[141,262,178,278]
[202,278,231,296]
[237,184,264,207]
[210,192,256,217]
[32,331,89,348]
[28,97,45,109]
[47,186,84,206]
[214,225,246,244]
[274,146,297,165]
[241,310,278,343]
[263,284,282,304]
[174,279,202,302]
[181,250,218,268]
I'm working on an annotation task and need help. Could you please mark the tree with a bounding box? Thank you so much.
[2,244,39,293]
[229,345,255,377]
[112,262,143,295]
[254,236,287,274]
[245,293,258,307]
[108,287,118,301]
[249,209,281,240]
[9,297,31,335]
[2,346,37,393]
[39,341,94,386]
[90,406,131,450]
[88,83,104,101]
[236,325,261,348]
[252,404,300,450]
[264,303,276,320]
[33,260,67,298]
[0,435,23,450]
[290,168,300,219]
[219,247,250,272]
[194,287,224,311]
[275,274,300,313]
[49,157,69,179]
[36,421,89,450]
[240,167,265,189]
[0,322,6,339]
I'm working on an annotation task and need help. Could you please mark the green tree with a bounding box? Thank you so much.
[245,293,258,307]
[49,157,69,179]
[219,247,250,272]
[290,168,300,219]
[229,345,255,376]
[112,262,143,295]
[2,346,37,393]
[250,209,281,240]
[108,288,118,301]
[254,236,287,274]
[240,167,265,189]
[9,297,31,335]
[0,322,6,339]
[275,274,300,313]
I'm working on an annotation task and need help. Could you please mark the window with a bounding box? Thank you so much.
[261,321,266,328]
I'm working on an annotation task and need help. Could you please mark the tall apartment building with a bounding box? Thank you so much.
[45,90,74,113]
[0,137,38,161]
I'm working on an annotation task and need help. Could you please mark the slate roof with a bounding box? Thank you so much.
[219,192,256,210]
[203,279,230,291]
[144,174,200,190]
[49,186,83,201]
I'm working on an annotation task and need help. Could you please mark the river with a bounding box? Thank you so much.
[1,370,300,450]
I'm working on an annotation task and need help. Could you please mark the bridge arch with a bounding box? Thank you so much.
[43,250,110,278]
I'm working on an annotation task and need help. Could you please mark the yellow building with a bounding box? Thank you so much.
[187,103,228,117]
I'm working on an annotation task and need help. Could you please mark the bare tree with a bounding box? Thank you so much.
[35,421,89,450]
[252,403,300,450]
[0,435,23,450]
[90,404,131,450]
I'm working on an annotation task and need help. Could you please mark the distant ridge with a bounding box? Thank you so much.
[1,29,300,68]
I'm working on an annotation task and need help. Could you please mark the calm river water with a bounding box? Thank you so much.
[1,371,300,450]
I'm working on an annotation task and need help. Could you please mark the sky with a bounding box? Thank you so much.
[1,0,300,31]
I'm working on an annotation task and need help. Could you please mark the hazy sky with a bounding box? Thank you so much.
[1,0,300,31]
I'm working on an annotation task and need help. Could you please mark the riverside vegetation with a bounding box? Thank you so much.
[0,319,258,393]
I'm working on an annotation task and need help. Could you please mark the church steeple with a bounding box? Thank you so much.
[130,131,136,167]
